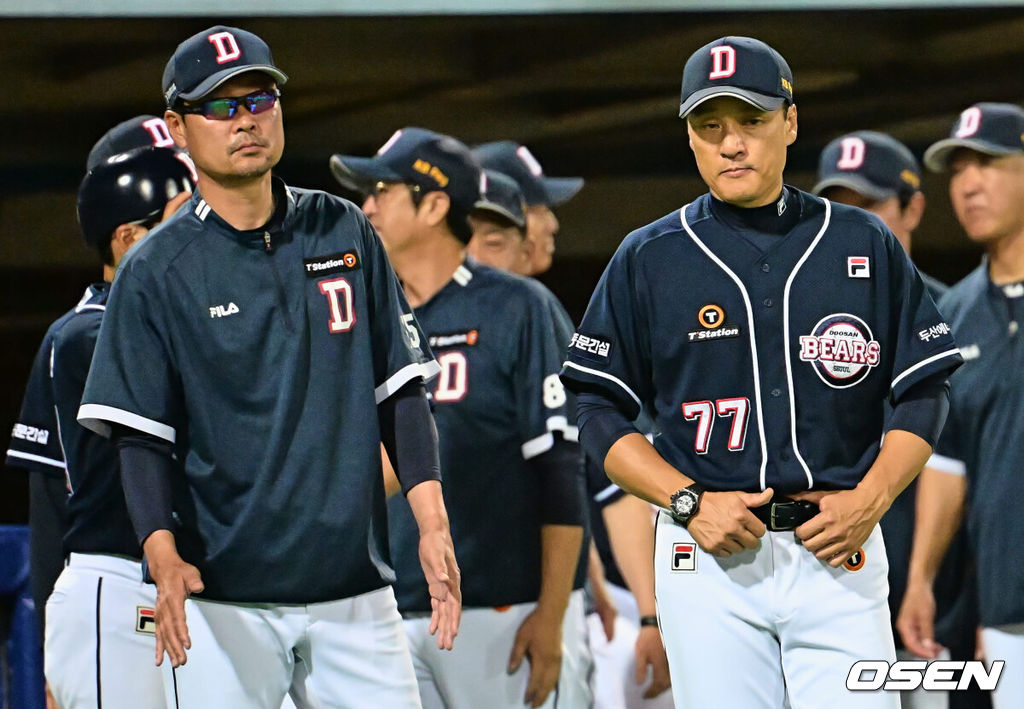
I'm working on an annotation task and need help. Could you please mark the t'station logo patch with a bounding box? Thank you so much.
[687,303,740,343]
[429,330,480,349]
[799,313,880,388]
[671,542,697,572]
[569,332,612,363]
[844,549,866,572]
[304,251,361,277]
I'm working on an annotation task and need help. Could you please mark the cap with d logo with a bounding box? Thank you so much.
[87,115,178,171]
[163,25,288,108]
[471,141,583,207]
[813,131,921,203]
[924,102,1024,172]
[679,36,793,118]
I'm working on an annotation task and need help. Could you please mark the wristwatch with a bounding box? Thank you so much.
[669,483,706,527]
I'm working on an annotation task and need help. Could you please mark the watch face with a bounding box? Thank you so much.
[674,490,697,516]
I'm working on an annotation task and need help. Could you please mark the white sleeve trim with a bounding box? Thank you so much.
[926,453,967,477]
[561,361,641,408]
[594,482,621,503]
[374,361,442,405]
[521,432,555,460]
[77,404,176,443]
[563,426,579,443]
[891,348,962,392]
[6,449,66,470]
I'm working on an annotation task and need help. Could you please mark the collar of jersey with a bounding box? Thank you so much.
[189,176,297,249]
[707,185,802,236]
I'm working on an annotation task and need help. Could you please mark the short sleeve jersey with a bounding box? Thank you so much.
[387,260,580,611]
[79,181,437,604]
[561,190,962,493]
[932,263,1024,626]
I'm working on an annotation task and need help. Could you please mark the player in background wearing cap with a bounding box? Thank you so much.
[6,115,193,709]
[330,127,585,709]
[561,36,961,708]
[468,171,671,708]
[899,102,1024,709]
[77,27,459,709]
[470,142,600,707]
[814,131,979,709]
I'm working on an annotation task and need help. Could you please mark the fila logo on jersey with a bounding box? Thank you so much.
[671,543,697,572]
[11,423,49,445]
[569,332,611,363]
[799,313,880,388]
[429,330,479,349]
[208,31,241,64]
[848,257,870,279]
[136,606,156,634]
[303,251,361,277]
[209,303,240,318]
[844,548,865,572]
[687,304,740,343]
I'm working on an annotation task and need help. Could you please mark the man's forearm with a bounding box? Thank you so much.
[855,429,933,521]
[907,466,966,586]
[604,432,692,509]
[603,494,657,617]
[536,524,583,617]
[406,480,450,534]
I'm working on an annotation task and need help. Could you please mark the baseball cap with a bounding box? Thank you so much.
[471,141,583,207]
[329,127,482,213]
[923,102,1024,172]
[87,115,178,171]
[813,131,921,203]
[679,36,793,119]
[163,25,288,108]
[473,170,526,228]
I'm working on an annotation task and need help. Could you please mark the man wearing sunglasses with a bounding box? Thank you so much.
[78,26,460,709]
[7,115,194,709]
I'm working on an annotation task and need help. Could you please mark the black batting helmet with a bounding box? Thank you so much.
[77,146,195,247]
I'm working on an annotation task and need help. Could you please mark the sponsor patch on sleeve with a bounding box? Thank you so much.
[304,251,361,277]
[569,332,612,363]
[918,322,951,342]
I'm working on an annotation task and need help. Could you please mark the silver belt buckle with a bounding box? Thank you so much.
[769,502,781,531]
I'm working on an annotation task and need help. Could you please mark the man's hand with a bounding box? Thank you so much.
[418,526,461,650]
[793,487,885,567]
[896,579,942,659]
[144,530,203,668]
[634,625,672,698]
[686,488,773,556]
[508,607,563,708]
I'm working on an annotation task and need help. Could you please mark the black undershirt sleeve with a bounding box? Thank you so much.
[378,379,442,495]
[112,425,175,546]
[530,437,586,526]
[886,373,950,448]
[576,391,641,468]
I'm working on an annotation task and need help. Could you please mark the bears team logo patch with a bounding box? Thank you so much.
[304,251,361,277]
[799,313,880,388]
[687,303,740,343]
[844,549,866,572]
[671,543,697,572]
[136,606,156,634]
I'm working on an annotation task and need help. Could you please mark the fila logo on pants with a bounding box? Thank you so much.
[671,543,697,572]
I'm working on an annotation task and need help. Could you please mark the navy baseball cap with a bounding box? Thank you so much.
[813,131,921,203]
[471,141,583,207]
[163,26,288,108]
[473,170,526,228]
[924,102,1024,172]
[87,115,178,171]
[679,36,793,118]
[329,127,482,212]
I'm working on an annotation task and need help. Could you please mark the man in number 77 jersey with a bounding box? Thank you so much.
[560,35,962,708]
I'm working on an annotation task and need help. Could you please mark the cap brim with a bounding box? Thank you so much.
[923,138,1021,172]
[329,154,404,193]
[679,88,787,118]
[176,65,289,103]
[811,175,896,202]
[472,200,526,228]
[540,177,584,206]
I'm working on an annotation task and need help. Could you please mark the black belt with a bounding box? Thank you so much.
[751,498,819,531]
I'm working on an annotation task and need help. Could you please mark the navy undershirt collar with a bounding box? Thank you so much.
[708,186,802,236]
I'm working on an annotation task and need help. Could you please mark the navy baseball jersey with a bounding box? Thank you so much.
[561,189,962,493]
[387,259,580,612]
[79,179,437,604]
[932,263,1024,627]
